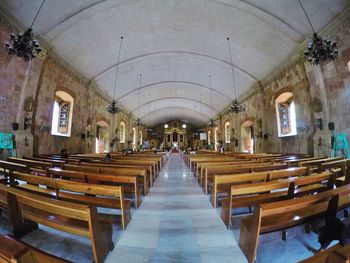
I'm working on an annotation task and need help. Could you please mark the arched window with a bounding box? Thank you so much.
[225,121,231,143]
[214,127,218,151]
[348,61,350,72]
[275,92,297,137]
[208,130,211,145]
[120,121,126,143]
[51,91,74,137]
[139,131,143,145]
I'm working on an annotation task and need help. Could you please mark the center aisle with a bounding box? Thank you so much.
[106,153,247,263]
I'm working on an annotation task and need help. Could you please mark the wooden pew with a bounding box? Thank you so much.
[0,160,28,177]
[222,171,334,228]
[63,164,149,195]
[300,243,350,263]
[23,156,66,168]
[239,184,350,263]
[212,167,309,208]
[282,156,325,167]
[48,167,141,208]
[0,183,113,263]
[196,159,263,180]
[0,234,71,263]
[7,157,52,175]
[203,163,288,194]
[318,159,350,186]
[9,171,131,230]
[298,157,344,171]
[84,162,155,186]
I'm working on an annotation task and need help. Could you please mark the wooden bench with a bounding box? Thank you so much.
[48,167,141,208]
[204,163,288,194]
[0,183,113,263]
[63,164,149,195]
[9,171,131,230]
[23,156,66,168]
[0,234,71,263]
[300,243,350,263]
[239,184,350,263]
[85,161,155,186]
[318,159,350,186]
[298,157,344,171]
[7,157,52,175]
[212,167,309,208]
[222,171,334,228]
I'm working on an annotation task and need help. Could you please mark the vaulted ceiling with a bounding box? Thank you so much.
[1,0,348,126]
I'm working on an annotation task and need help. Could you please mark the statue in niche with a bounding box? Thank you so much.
[24,96,34,112]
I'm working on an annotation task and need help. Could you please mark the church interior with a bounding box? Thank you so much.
[0,0,350,262]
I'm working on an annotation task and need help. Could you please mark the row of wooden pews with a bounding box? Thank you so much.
[182,151,350,262]
[0,151,167,262]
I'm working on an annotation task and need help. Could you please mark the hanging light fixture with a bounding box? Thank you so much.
[208,75,217,128]
[146,94,153,133]
[197,94,205,133]
[134,74,143,127]
[298,0,338,65]
[226,38,245,114]
[4,0,46,61]
[106,36,124,114]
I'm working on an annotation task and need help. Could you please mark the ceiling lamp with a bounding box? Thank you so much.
[164,124,169,129]
[182,124,187,129]
[208,119,217,128]
[298,0,338,65]
[134,74,143,127]
[227,38,245,113]
[4,0,46,61]
[208,75,217,127]
[146,94,152,132]
[107,36,124,114]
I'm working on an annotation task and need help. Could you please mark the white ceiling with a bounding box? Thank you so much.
[1,0,348,126]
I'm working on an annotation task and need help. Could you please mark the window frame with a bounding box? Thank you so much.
[51,91,74,137]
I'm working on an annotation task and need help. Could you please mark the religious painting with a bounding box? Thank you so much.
[331,133,350,158]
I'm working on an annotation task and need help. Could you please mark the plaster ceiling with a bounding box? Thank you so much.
[1,0,348,127]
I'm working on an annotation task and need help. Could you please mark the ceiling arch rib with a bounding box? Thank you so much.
[92,51,259,82]
[41,0,303,42]
[130,97,220,115]
[117,81,232,102]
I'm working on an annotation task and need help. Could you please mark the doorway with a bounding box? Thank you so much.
[241,120,254,153]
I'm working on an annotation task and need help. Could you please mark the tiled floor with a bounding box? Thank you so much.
[106,153,247,263]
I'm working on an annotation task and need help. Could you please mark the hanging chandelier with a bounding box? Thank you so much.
[146,95,152,132]
[134,74,143,127]
[227,38,245,113]
[229,99,245,113]
[107,36,124,114]
[208,118,217,128]
[4,0,46,61]
[298,0,338,65]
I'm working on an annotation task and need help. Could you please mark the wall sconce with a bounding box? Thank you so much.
[315,118,323,130]
[24,116,32,130]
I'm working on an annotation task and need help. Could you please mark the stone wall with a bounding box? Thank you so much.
[0,17,133,157]
[216,10,350,156]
